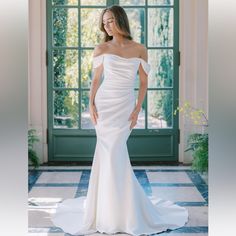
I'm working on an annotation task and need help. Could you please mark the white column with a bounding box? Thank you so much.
[28,0,48,163]
[179,0,208,164]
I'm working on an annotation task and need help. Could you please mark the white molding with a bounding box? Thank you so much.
[41,0,48,163]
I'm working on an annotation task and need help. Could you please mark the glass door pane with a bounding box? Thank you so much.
[148,49,173,88]
[147,90,173,128]
[148,7,173,47]
[53,7,78,47]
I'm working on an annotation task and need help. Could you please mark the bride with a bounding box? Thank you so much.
[51,5,188,236]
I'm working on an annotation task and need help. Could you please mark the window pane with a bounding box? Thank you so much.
[81,8,104,47]
[120,0,145,6]
[81,50,93,88]
[53,90,79,128]
[148,0,174,5]
[81,91,94,129]
[148,90,173,128]
[125,8,145,43]
[53,8,78,47]
[80,0,106,5]
[52,0,78,6]
[134,75,139,89]
[53,49,78,88]
[134,90,145,129]
[148,49,173,88]
[148,7,173,47]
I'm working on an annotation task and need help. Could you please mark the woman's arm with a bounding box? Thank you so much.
[135,46,148,112]
[129,46,148,129]
[89,45,104,125]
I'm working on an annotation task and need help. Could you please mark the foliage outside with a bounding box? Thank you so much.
[28,129,40,168]
[174,101,208,173]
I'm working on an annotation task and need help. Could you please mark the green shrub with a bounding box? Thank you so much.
[174,100,208,173]
[28,129,40,168]
[185,133,208,173]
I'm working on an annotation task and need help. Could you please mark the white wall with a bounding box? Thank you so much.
[179,0,208,163]
[28,0,47,164]
[28,0,208,164]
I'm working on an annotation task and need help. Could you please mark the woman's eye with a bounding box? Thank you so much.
[103,20,113,26]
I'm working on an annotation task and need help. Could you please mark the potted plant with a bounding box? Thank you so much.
[28,128,40,169]
[174,101,208,181]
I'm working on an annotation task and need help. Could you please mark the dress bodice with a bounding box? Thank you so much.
[92,53,151,77]
[92,53,150,91]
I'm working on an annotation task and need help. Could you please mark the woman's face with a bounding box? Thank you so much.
[102,11,117,36]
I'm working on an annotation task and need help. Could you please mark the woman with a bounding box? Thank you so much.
[52,5,188,236]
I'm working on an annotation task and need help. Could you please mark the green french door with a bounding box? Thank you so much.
[46,0,180,163]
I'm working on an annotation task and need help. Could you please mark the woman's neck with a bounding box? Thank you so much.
[110,35,130,47]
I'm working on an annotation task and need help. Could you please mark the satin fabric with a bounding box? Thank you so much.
[51,53,189,236]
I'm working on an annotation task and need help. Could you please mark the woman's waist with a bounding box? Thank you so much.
[101,81,135,90]
[95,86,135,101]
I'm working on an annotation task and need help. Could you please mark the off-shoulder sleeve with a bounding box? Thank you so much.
[92,54,104,69]
[139,58,151,76]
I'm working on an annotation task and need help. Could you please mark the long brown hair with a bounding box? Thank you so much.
[99,5,133,42]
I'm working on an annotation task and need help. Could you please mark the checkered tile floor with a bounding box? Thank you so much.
[28,166,208,236]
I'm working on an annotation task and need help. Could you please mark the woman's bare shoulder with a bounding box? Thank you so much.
[131,41,147,57]
[131,41,146,49]
[93,42,109,57]
[133,42,147,61]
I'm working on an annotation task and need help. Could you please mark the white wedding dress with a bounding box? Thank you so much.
[51,53,188,236]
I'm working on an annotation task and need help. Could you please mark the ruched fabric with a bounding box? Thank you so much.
[92,53,151,76]
[51,53,188,236]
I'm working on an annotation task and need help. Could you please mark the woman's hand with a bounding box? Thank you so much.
[89,103,98,125]
[128,106,141,130]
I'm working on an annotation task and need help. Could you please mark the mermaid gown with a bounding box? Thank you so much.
[51,53,189,236]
